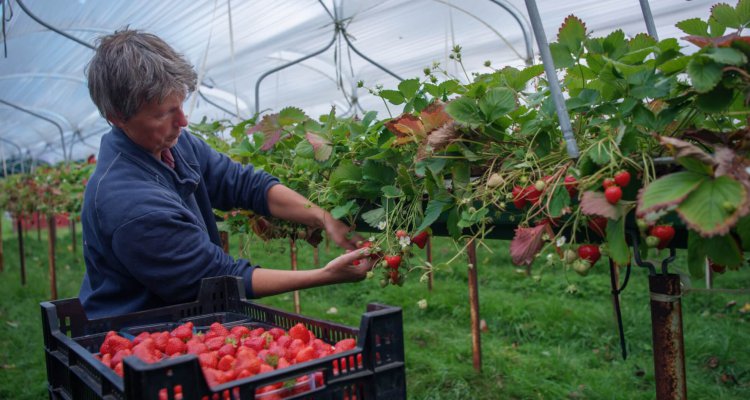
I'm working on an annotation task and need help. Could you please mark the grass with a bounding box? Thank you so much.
[0,216,749,399]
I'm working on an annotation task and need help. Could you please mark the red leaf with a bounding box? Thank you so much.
[683,33,740,48]
[510,224,547,266]
[305,132,333,162]
[580,191,621,220]
[385,114,425,145]
[420,101,452,132]
[246,114,282,151]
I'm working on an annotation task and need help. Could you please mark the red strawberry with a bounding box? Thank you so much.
[512,186,527,209]
[185,339,207,355]
[524,185,542,205]
[209,322,230,337]
[588,217,608,238]
[614,170,631,187]
[577,244,601,265]
[289,323,311,344]
[295,346,316,363]
[649,225,675,250]
[205,336,226,351]
[604,185,622,204]
[564,175,578,198]
[198,351,219,369]
[132,338,161,363]
[165,337,187,356]
[171,322,193,341]
[231,325,251,339]
[217,354,235,371]
[384,255,402,269]
[334,338,356,353]
[395,230,408,238]
[217,343,236,358]
[602,178,616,189]
[101,333,132,357]
[268,328,286,340]
[411,230,429,249]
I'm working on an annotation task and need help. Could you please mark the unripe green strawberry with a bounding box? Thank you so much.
[645,235,660,248]
[572,259,592,276]
[563,249,578,264]
[486,173,504,188]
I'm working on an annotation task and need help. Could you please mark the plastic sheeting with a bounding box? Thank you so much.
[0,0,716,164]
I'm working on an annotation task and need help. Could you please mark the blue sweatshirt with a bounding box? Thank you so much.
[78,127,279,319]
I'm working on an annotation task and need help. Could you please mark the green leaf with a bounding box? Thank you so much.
[451,162,471,197]
[677,176,746,236]
[687,56,723,93]
[380,89,405,105]
[361,207,385,229]
[415,199,450,234]
[638,171,706,215]
[658,56,690,75]
[396,165,416,197]
[479,87,516,123]
[705,234,743,268]
[381,185,404,198]
[687,230,707,279]
[675,18,709,36]
[738,0,750,26]
[566,88,599,110]
[606,216,630,265]
[695,83,734,113]
[677,157,714,175]
[549,42,575,69]
[329,160,363,188]
[445,97,485,125]
[398,79,421,100]
[558,15,587,54]
[278,106,307,125]
[446,207,461,239]
[511,64,545,91]
[362,111,378,128]
[294,139,314,159]
[548,186,571,218]
[586,141,612,166]
[305,132,333,162]
[331,200,357,220]
[712,3,741,28]
[736,214,750,251]
[706,47,748,65]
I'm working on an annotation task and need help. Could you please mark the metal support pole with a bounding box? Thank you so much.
[649,274,687,399]
[487,0,534,65]
[638,0,659,40]
[523,0,579,158]
[466,238,482,372]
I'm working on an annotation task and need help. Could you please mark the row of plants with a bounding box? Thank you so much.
[188,1,750,285]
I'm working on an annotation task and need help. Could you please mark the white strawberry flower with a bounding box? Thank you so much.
[556,236,566,247]
[417,299,428,309]
[399,235,411,248]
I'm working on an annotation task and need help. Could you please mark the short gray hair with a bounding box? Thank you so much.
[86,29,197,121]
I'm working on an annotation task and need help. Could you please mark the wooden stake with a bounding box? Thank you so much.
[466,238,482,372]
[17,217,26,285]
[290,237,300,314]
[0,213,4,273]
[426,236,433,291]
[313,246,319,268]
[47,214,57,300]
[70,219,76,255]
[220,231,229,254]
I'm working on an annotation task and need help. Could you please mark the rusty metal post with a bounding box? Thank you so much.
[466,238,482,372]
[17,217,26,285]
[47,214,57,300]
[426,236,433,291]
[649,273,687,400]
[290,238,300,314]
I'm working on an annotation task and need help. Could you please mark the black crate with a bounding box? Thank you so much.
[41,276,405,400]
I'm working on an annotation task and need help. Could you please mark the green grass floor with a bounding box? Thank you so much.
[0,219,749,399]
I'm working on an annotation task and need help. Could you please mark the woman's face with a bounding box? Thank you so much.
[111,92,188,158]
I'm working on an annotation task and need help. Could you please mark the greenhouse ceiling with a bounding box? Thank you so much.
[0,0,716,166]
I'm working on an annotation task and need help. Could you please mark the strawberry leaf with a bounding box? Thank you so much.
[385,114,426,145]
[420,101,452,132]
[398,79,421,101]
[305,132,333,161]
[549,42,575,69]
[637,171,706,217]
[606,215,630,265]
[687,56,723,93]
[687,230,707,278]
[479,87,516,123]
[711,3,741,29]
[329,160,362,190]
[677,18,709,36]
[705,47,748,65]
[558,15,586,54]
[246,114,284,151]
[510,224,547,266]
[705,234,743,268]
[580,191,621,220]
[548,185,570,218]
[739,0,750,25]
[380,89,405,105]
[414,199,450,234]
[676,175,747,237]
[361,207,385,229]
[278,106,307,125]
[445,97,484,126]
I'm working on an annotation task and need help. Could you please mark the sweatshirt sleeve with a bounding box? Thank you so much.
[190,134,280,215]
[111,209,257,302]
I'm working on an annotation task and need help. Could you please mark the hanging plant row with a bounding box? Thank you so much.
[190,1,750,284]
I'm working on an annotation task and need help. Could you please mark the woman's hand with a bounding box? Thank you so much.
[321,247,375,283]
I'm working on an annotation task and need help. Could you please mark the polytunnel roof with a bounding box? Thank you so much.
[0,0,717,165]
